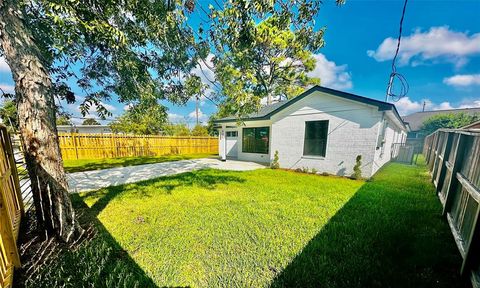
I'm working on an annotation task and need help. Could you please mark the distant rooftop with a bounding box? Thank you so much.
[403,107,480,131]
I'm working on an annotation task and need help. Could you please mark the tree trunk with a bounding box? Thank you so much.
[0,0,84,242]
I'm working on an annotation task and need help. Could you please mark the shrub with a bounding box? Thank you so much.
[271,150,280,169]
[310,168,318,174]
[352,155,362,179]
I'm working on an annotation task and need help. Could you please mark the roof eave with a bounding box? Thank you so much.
[213,85,407,129]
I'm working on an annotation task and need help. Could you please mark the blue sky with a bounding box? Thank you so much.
[1,0,479,125]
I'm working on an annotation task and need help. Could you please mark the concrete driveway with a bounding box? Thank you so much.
[67,158,266,193]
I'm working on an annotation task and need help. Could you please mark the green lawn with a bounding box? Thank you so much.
[63,153,216,173]
[27,159,464,287]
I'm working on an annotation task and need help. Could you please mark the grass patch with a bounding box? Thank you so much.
[27,159,464,287]
[63,153,215,173]
[271,157,465,287]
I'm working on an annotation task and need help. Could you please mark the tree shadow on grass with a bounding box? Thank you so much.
[17,196,160,287]
[20,169,243,288]
[270,163,467,288]
[84,169,246,217]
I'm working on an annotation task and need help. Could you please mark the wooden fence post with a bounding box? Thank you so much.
[0,189,21,267]
[435,132,454,194]
[443,134,466,215]
[3,132,24,216]
[0,125,23,288]
[461,198,480,276]
[71,132,79,160]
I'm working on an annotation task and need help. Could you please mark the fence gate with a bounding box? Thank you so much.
[391,143,415,164]
[0,126,23,288]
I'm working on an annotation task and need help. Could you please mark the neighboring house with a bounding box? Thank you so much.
[57,125,112,134]
[403,108,480,139]
[214,86,407,178]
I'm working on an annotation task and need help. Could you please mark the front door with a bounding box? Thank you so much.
[226,131,238,157]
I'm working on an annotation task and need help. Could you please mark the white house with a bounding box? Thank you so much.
[214,86,407,178]
[57,125,112,134]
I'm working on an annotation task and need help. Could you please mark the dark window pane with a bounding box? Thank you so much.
[303,121,328,156]
[242,127,269,154]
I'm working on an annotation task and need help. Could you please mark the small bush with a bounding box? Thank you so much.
[271,150,280,169]
[321,172,330,176]
[294,167,319,175]
[352,155,362,179]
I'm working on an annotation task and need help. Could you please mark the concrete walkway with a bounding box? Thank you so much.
[67,158,266,193]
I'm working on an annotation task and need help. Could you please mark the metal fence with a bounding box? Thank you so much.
[58,133,219,160]
[424,128,480,287]
[0,126,23,288]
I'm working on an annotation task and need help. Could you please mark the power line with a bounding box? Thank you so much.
[385,0,409,102]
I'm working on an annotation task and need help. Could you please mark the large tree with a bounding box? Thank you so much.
[0,99,18,132]
[0,0,200,241]
[163,123,191,136]
[82,118,100,125]
[203,0,344,117]
[421,112,480,136]
[56,115,72,125]
[109,101,168,135]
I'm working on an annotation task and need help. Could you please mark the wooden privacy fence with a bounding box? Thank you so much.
[391,143,415,164]
[424,128,480,287]
[0,126,23,288]
[58,133,219,160]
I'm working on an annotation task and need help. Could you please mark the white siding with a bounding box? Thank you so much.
[371,112,407,175]
[218,120,272,163]
[217,90,407,177]
[270,91,382,178]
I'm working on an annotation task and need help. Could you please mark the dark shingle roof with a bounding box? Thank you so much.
[403,108,480,131]
[214,85,404,127]
[214,101,285,122]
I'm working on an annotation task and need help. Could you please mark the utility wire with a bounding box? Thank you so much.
[385,0,409,102]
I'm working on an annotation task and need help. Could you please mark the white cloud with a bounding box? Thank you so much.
[308,53,353,90]
[0,57,10,72]
[260,95,283,106]
[443,74,480,87]
[395,97,480,116]
[368,26,480,67]
[394,97,423,115]
[436,101,454,110]
[168,113,185,123]
[191,53,215,86]
[191,53,216,100]
[459,100,480,109]
[123,103,133,111]
[0,84,14,93]
[188,109,208,123]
